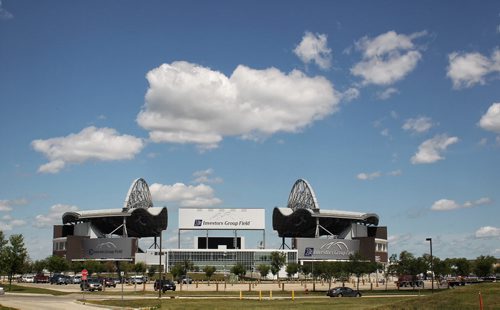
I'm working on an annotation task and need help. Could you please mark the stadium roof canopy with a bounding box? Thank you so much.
[62,178,168,237]
[273,179,379,238]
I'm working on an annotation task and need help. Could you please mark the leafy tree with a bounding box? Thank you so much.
[285,263,299,280]
[170,263,184,280]
[203,265,216,285]
[147,265,157,279]
[104,261,116,274]
[473,255,496,278]
[300,262,312,278]
[69,261,83,274]
[230,263,246,280]
[432,257,450,287]
[134,262,147,275]
[46,255,69,274]
[348,253,370,290]
[83,260,103,277]
[447,258,471,277]
[32,259,47,274]
[182,259,194,274]
[2,234,28,290]
[270,251,286,280]
[256,264,270,279]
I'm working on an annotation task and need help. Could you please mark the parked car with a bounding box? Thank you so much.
[50,274,70,285]
[80,278,103,292]
[21,274,35,283]
[154,279,176,292]
[128,276,145,284]
[326,287,362,298]
[71,275,82,284]
[0,286,4,295]
[34,274,49,283]
[103,278,116,288]
[177,276,193,284]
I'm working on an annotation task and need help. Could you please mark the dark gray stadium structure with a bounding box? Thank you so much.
[53,178,167,261]
[273,179,388,263]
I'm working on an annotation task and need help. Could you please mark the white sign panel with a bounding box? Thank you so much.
[83,237,137,259]
[179,208,265,230]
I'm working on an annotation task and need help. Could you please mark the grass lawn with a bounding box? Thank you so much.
[1,284,70,296]
[88,283,500,310]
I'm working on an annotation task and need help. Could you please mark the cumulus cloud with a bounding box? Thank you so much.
[342,87,360,102]
[376,87,399,100]
[32,126,144,173]
[293,32,332,70]
[137,61,340,149]
[479,103,500,133]
[387,169,402,176]
[447,49,500,89]
[351,31,426,85]
[192,169,223,184]
[431,197,492,211]
[150,183,222,207]
[0,198,28,212]
[411,134,459,164]
[475,226,500,238]
[0,217,26,231]
[403,116,434,134]
[356,171,381,181]
[35,204,78,228]
[0,0,13,20]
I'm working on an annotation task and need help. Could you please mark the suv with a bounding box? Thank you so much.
[80,279,103,292]
[50,274,70,285]
[154,279,176,292]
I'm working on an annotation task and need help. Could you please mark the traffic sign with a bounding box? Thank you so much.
[82,269,88,280]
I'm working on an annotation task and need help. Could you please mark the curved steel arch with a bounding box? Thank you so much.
[286,179,319,211]
[123,178,153,211]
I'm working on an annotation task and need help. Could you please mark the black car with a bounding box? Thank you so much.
[326,287,362,297]
[49,274,70,285]
[154,279,176,292]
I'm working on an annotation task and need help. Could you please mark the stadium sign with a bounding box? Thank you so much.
[179,208,265,230]
[296,238,360,260]
[83,237,137,259]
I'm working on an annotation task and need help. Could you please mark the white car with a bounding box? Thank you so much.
[22,275,35,283]
[0,286,5,295]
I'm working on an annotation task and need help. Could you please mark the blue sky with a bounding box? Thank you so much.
[0,0,499,261]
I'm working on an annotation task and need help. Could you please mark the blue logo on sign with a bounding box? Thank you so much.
[304,247,314,257]
[194,219,203,226]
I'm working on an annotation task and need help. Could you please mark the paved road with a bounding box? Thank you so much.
[0,293,110,310]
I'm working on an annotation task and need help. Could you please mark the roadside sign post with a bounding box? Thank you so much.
[81,269,88,304]
[121,271,124,305]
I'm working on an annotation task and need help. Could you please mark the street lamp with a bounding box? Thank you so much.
[426,238,434,293]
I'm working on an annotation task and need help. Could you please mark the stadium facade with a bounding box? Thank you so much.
[53,178,387,273]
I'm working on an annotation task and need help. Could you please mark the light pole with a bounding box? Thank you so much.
[426,238,434,293]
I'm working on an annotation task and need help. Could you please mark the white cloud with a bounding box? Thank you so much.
[150,183,222,207]
[403,116,434,134]
[0,218,25,231]
[479,103,500,133]
[0,0,13,20]
[342,87,360,102]
[35,204,78,228]
[411,134,459,164]
[0,198,28,212]
[447,49,500,89]
[192,169,223,184]
[431,197,492,211]
[356,171,381,181]
[137,61,340,149]
[32,126,144,173]
[351,31,426,85]
[293,32,332,70]
[475,226,500,238]
[387,169,402,176]
[376,87,399,100]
